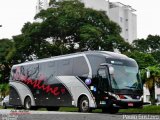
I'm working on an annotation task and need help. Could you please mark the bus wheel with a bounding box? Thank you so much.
[79,96,90,112]
[24,97,31,110]
[46,107,59,111]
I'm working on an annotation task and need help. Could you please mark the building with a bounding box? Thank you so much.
[80,0,109,15]
[36,0,137,43]
[143,84,160,104]
[108,2,137,43]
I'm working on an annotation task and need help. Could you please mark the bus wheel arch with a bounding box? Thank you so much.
[24,96,32,110]
[78,95,91,112]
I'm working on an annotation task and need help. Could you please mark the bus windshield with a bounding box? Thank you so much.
[111,65,142,90]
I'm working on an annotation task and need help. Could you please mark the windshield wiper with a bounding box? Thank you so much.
[125,86,141,90]
[125,86,136,88]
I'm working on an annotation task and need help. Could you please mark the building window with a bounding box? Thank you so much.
[157,94,160,102]
[120,17,123,22]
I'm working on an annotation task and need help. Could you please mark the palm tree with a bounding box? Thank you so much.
[144,65,160,105]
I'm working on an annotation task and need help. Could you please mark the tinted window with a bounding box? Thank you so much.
[87,55,106,76]
[73,56,89,77]
[57,59,73,75]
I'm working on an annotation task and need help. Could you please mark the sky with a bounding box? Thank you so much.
[0,0,160,39]
[0,0,37,39]
[110,0,160,39]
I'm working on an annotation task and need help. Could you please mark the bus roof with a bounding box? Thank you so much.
[12,51,129,67]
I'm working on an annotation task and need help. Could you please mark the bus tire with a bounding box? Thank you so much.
[24,97,31,110]
[46,107,59,111]
[79,96,90,112]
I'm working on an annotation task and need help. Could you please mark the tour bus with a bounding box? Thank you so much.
[9,51,143,113]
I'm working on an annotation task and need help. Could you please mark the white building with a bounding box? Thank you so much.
[36,0,137,43]
[143,84,160,104]
[108,2,137,43]
[80,0,109,15]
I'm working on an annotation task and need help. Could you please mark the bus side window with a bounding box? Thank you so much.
[73,56,89,76]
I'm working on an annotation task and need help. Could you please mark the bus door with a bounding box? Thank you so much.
[96,66,110,107]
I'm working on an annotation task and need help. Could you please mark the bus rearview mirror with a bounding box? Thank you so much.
[109,66,114,75]
[100,63,114,75]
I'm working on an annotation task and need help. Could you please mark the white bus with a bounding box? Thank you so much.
[9,51,143,113]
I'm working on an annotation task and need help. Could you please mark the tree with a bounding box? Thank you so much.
[0,84,9,99]
[131,35,160,105]
[0,0,131,84]
[0,39,10,96]
[124,50,157,69]
[0,39,14,83]
[132,38,149,53]
[147,35,160,53]
[0,39,13,63]
[8,0,129,62]
[152,51,160,63]
[20,20,70,58]
[144,65,160,105]
[132,35,160,54]
[33,0,128,53]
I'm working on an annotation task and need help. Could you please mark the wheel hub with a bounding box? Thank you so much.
[82,100,89,111]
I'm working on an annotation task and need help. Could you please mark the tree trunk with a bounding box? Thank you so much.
[149,86,155,105]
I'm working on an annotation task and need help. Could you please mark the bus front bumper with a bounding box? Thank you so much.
[113,100,143,109]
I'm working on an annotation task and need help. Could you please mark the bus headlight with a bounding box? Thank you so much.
[107,92,120,100]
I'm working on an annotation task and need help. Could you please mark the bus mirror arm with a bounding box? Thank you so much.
[100,63,114,75]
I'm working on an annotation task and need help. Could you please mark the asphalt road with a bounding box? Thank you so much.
[0,109,160,120]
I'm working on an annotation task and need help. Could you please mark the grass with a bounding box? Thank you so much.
[119,105,160,114]
[59,105,160,114]
[59,107,79,112]
[59,106,160,114]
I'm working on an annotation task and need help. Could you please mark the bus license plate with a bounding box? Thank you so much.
[128,103,133,107]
